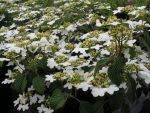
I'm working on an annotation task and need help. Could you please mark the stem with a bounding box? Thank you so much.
[69,94,80,103]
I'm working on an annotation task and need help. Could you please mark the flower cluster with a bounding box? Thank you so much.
[0,0,150,113]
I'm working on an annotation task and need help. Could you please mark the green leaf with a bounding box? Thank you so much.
[108,55,126,84]
[48,89,67,110]
[79,100,104,113]
[12,75,27,93]
[0,61,3,67]
[94,58,110,76]
[32,76,45,94]
[126,74,137,103]
[140,31,150,51]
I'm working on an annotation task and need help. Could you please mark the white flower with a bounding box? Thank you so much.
[138,71,150,84]
[37,104,54,113]
[119,82,127,89]
[99,67,108,73]
[0,58,10,61]
[101,49,110,55]
[66,24,77,32]
[98,32,112,42]
[137,6,146,10]
[17,104,29,111]
[91,85,119,97]
[47,58,58,69]
[73,46,88,54]
[37,95,45,103]
[64,83,73,89]
[27,33,37,39]
[91,45,102,50]
[29,94,38,105]
[113,7,124,14]
[126,39,136,47]
[1,78,15,84]
[91,87,106,97]
[76,82,92,91]
[45,75,56,83]
[96,19,102,27]
[123,48,130,59]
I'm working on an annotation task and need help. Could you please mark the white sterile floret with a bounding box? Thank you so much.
[101,49,110,55]
[119,82,127,89]
[29,94,38,105]
[0,58,10,61]
[138,71,150,84]
[37,104,54,113]
[123,48,130,59]
[99,67,109,73]
[14,94,29,111]
[66,24,77,32]
[45,75,56,83]
[17,104,29,111]
[40,37,49,46]
[91,85,119,97]
[47,58,58,69]
[27,33,37,39]
[2,78,15,84]
[126,39,136,47]
[91,44,102,50]
[137,6,146,10]
[76,82,92,91]
[96,19,102,27]
[64,83,73,89]
[98,32,112,42]
[113,7,124,14]
[73,46,88,54]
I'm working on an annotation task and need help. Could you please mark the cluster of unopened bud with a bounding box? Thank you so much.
[3,51,19,59]
[68,73,84,84]
[27,58,39,69]
[109,25,132,41]
[71,58,86,67]
[65,43,75,50]
[124,5,135,13]
[144,62,150,70]
[105,16,119,24]
[92,73,111,88]
[50,44,59,53]
[53,72,67,81]
[81,39,98,48]
[124,64,139,73]
[55,55,68,63]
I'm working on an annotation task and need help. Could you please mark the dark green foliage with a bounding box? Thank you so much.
[32,76,45,94]
[126,74,137,103]
[12,75,27,93]
[140,31,150,51]
[108,55,126,84]
[47,89,68,110]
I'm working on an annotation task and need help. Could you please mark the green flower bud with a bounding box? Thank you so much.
[55,55,68,64]
[65,43,75,50]
[81,39,98,48]
[92,73,111,88]
[68,73,84,84]
[54,72,67,81]
[71,58,86,67]
[124,64,139,73]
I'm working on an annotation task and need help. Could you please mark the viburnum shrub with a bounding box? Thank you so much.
[0,0,150,113]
